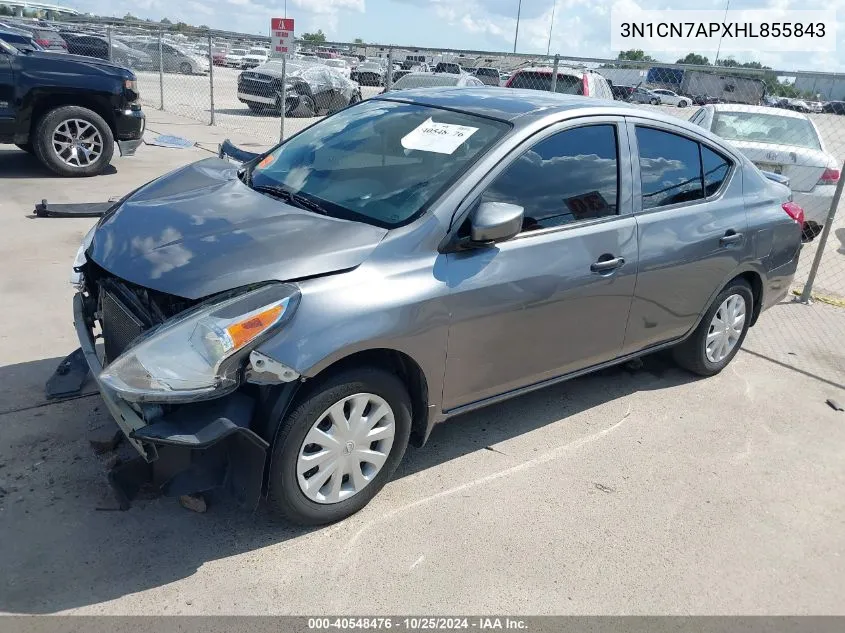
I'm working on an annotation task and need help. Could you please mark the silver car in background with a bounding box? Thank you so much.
[384,72,484,92]
[72,89,803,526]
[691,104,840,238]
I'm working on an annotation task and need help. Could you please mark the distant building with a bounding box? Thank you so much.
[793,75,845,100]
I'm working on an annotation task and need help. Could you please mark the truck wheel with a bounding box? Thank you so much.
[15,142,34,154]
[267,367,412,525]
[33,106,114,177]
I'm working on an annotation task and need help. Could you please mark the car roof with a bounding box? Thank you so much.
[375,86,697,125]
[708,103,810,119]
[513,66,585,76]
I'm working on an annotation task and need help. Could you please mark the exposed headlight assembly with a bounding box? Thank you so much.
[99,284,300,403]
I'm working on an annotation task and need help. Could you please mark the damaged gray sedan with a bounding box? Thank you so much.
[71,88,802,525]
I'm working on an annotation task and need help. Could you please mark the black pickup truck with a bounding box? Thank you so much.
[0,37,145,176]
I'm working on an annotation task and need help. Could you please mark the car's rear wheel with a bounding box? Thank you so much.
[267,367,412,525]
[650,98,660,105]
[802,222,822,242]
[179,62,192,74]
[673,278,753,376]
[678,99,689,107]
[33,106,114,177]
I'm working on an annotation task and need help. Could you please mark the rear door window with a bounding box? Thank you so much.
[482,124,619,231]
[636,127,705,209]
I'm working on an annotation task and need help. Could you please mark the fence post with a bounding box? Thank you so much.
[385,48,394,92]
[279,56,287,143]
[799,157,845,303]
[158,29,164,111]
[550,54,559,93]
[107,25,113,62]
[208,31,215,125]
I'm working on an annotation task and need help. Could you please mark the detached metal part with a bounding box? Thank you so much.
[246,350,300,385]
[217,139,260,165]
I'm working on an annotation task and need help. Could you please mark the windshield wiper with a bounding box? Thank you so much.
[251,184,329,216]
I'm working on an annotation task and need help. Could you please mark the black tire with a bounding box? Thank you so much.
[678,100,688,108]
[179,62,192,74]
[673,278,753,377]
[15,142,34,154]
[287,93,316,118]
[267,367,412,526]
[802,222,822,242]
[650,98,660,105]
[33,106,114,177]
[349,91,362,105]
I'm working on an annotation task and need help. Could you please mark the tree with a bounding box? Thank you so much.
[160,17,172,25]
[676,53,709,66]
[353,37,363,44]
[301,30,327,44]
[0,5,12,15]
[123,12,139,21]
[617,49,655,62]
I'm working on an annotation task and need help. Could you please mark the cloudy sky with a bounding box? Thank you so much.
[67,0,843,71]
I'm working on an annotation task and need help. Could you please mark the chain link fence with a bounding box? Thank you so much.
[4,14,844,383]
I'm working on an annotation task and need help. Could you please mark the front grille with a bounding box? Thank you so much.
[101,290,146,363]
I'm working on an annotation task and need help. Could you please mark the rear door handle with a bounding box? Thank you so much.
[591,256,625,273]
[720,231,744,246]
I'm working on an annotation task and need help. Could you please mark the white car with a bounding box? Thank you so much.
[225,48,249,67]
[650,88,691,108]
[322,57,351,79]
[691,104,840,237]
[241,48,269,69]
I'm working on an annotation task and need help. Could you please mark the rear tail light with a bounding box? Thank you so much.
[582,74,590,96]
[504,73,515,88]
[36,38,51,47]
[782,201,805,226]
[819,168,840,185]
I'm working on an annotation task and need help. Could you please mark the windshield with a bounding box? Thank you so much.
[248,48,266,55]
[510,71,582,94]
[249,100,509,228]
[712,111,821,150]
[392,74,461,90]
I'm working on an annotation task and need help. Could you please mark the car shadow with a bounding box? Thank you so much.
[0,149,118,179]
[0,351,693,613]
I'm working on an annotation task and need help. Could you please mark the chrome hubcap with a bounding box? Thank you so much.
[297,393,395,504]
[52,119,103,167]
[706,294,746,363]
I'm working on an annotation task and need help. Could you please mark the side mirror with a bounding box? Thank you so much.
[470,201,524,244]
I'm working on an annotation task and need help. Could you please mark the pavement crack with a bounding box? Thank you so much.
[0,392,99,418]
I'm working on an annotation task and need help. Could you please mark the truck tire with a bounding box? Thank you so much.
[33,106,115,177]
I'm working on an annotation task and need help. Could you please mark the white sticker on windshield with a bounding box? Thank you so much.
[401,118,479,155]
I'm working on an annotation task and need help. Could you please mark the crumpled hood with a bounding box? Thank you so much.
[89,158,388,299]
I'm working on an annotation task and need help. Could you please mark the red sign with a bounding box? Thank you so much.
[271,18,294,31]
[270,18,294,55]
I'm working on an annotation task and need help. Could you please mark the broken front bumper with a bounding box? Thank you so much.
[73,293,269,508]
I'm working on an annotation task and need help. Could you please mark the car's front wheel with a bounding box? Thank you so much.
[267,367,412,525]
[179,62,192,74]
[673,278,753,376]
[678,99,688,107]
[33,105,115,177]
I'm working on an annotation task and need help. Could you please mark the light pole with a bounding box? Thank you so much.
[546,0,556,56]
[513,0,522,53]
[713,0,731,66]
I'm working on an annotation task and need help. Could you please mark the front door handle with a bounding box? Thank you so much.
[720,231,744,246]
[591,256,625,273]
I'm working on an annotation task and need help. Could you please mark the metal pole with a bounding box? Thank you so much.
[546,0,556,57]
[550,54,559,93]
[208,31,215,125]
[279,56,287,143]
[713,0,731,66]
[799,157,845,303]
[107,25,113,62]
[513,0,522,53]
[385,48,394,92]
[158,29,164,111]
